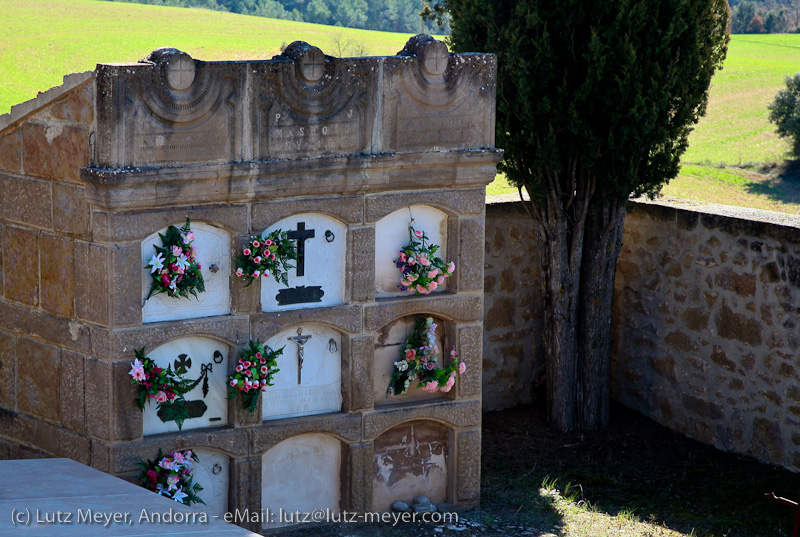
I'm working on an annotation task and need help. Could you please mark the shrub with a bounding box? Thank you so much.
[768,74,800,156]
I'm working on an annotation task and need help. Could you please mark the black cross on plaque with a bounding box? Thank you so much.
[287,222,315,277]
[174,354,192,375]
[288,328,312,384]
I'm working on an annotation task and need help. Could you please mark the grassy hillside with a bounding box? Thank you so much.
[0,0,413,114]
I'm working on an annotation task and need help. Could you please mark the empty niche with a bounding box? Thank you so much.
[261,433,341,528]
[141,222,231,323]
[374,205,448,297]
[142,336,229,436]
[373,316,446,406]
[189,448,229,519]
[262,324,342,421]
[261,214,346,312]
[372,420,448,511]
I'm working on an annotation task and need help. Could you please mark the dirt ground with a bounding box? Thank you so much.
[265,403,800,537]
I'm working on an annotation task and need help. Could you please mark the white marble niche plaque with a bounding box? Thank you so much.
[261,214,346,311]
[375,205,449,297]
[142,336,229,436]
[190,448,229,519]
[262,325,342,421]
[261,433,341,528]
[142,222,231,323]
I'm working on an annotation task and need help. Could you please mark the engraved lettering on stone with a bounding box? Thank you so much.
[288,328,312,384]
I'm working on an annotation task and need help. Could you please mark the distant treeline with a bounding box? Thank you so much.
[107,0,444,34]
[730,0,800,33]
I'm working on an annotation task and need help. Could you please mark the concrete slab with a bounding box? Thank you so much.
[0,458,259,536]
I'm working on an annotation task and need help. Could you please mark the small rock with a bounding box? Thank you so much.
[435,502,453,513]
[413,495,431,506]
[391,501,409,513]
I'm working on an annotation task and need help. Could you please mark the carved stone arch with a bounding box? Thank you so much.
[141,221,231,323]
[372,419,450,511]
[375,205,449,297]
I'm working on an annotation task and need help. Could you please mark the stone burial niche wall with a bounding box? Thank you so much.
[0,36,498,530]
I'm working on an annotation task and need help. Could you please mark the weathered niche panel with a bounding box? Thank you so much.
[375,205,448,297]
[141,222,230,323]
[142,336,229,435]
[261,433,342,528]
[372,420,448,511]
[374,315,447,406]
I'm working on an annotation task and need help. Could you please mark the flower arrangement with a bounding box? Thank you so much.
[138,449,205,506]
[146,220,205,300]
[394,224,455,295]
[233,230,298,287]
[386,316,465,396]
[129,348,194,430]
[227,339,282,412]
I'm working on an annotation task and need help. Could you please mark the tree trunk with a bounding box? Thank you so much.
[526,176,626,433]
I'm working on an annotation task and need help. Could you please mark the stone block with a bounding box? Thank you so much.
[110,244,143,326]
[22,123,89,182]
[58,427,91,465]
[36,82,94,124]
[0,332,16,409]
[3,225,39,306]
[364,295,483,331]
[110,316,249,357]
[111,429,250,473]
[59,350,85,433]
[456,428,481,502]
[93,205,248,242]
[40,234,75,317]
[365,190,486,222]
[85,358,112,441]
[347,336,374,411]
[0,174,52,229]
[363,400,481,440]
[16,338,60,422]
[53,183,90,238]
[251,305,361,338]
[231,456,262,532]
[347,441,373,512]
[0,301,92,353]
[75,242,110,325]
[91,440,112,472]
[251,412,362,454]
[716,303,762,346]
[0,128,21,173]
[252,196,363,230]
[456,324,482,398]
[349,227,375,303]
[457,219,485,292]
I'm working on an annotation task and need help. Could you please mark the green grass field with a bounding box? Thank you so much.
[0,0,413,114]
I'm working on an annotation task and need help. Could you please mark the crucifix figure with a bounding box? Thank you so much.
[287,222,315,277]
[288,328,312,384]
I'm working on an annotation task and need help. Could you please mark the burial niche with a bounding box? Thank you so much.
[374,205,448,297]
[372,420,448,511]
[261,324,342,420]
[374,315,447,406]
[142,336,229,435]
[189,447,229,519]
[261,433,341,528]
[141,222,231,323]
[261,214,346,311]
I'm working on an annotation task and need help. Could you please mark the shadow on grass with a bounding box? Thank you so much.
[481,403,800,537]
[743,159,800,205]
